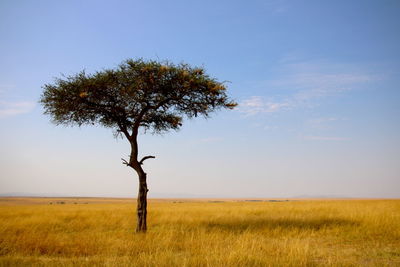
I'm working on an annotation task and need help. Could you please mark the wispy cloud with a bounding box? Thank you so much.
[282,72,374,103]
[239,60,379,116]
[238,96,291,116]
[304,136,349,141]
[307,117,346,130]
[0,101,36,118]
[272,60,377,98]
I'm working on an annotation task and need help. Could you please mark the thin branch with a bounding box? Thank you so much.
[132,105,150,136]
[121,158,131,167]
[117,122,131,140]
[139,156,155,165]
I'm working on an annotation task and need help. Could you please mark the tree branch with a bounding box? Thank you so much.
[139,156,155,165]
[121,158,131,167]
[131,98,174,136]
[117,122,131,140]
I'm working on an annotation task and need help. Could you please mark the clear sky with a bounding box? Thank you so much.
[1,0,399,198]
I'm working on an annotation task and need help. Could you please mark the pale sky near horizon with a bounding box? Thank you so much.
[1,0,399,198]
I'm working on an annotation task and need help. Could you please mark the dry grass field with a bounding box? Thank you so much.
[0,197,399,266]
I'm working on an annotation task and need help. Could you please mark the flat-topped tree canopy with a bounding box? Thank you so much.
[40,58,237,232]
[40,59,236,137]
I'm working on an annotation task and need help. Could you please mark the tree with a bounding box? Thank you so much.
[40,59,237,232]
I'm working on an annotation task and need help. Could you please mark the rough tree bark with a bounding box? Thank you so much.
[136,171,148,232]
[121,131,154,233]
[132,157,154,232]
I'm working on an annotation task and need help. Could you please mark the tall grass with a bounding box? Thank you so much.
[0,198,399,266]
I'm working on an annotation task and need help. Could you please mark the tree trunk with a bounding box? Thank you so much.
[127,132,151,233]
[136,171,148,232]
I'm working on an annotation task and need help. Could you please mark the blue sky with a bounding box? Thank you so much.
[1,0,399,198]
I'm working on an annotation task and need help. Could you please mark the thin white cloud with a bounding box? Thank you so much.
[304,136,349,141]
[239,60,379,116]
[271,62,376,101]
[0,101,36,118]
[290,72,374,102]
[306,117,345,130]
[239,96,291,116]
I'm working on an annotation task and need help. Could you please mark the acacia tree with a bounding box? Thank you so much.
[40,59,236,232]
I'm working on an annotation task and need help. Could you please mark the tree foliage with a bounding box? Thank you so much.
[40,59,236,135]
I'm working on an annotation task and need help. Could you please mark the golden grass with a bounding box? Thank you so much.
[0,198,399,266]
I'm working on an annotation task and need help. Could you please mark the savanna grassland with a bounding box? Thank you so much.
[0,198,399,266]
